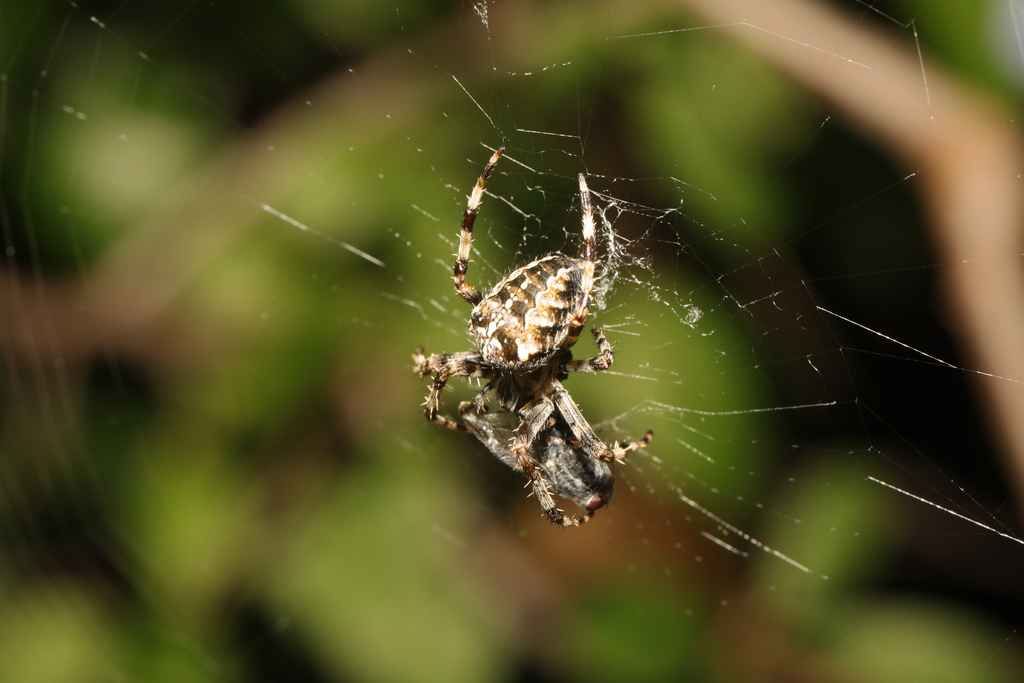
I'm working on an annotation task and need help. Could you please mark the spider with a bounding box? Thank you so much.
[458,402,651,526]
[413,148,652,526]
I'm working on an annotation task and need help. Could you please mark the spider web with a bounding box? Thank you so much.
[1,0,1023,681]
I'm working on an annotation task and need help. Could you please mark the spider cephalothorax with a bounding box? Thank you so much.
[413,148,651,526]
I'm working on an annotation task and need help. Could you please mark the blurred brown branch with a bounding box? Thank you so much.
[678,0,1024,508]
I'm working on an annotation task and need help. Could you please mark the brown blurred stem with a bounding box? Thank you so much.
[676,0,1024,507]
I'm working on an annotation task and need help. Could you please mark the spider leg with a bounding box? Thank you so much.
[611,429,653,462]
[514,398,584,526]
[563,328,614,373]
[578,172,595,265]
[422,400,500,434]
[558,173,598,352]
[549,377,615,463]
[454,147,504,306]
[470,382,493,413]
[412,349,492,420]
[426,411,470,432]
[457,399,487,417]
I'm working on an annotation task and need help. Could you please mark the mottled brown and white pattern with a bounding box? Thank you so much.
[470,255,585,366]
[413,149,651,526]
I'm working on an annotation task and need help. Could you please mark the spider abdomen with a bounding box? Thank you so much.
[470,254,588,366]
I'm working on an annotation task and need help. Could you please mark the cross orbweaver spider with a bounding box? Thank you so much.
[413,148,652,526]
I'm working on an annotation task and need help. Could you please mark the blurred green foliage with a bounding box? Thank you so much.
[0,0,1021,682]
